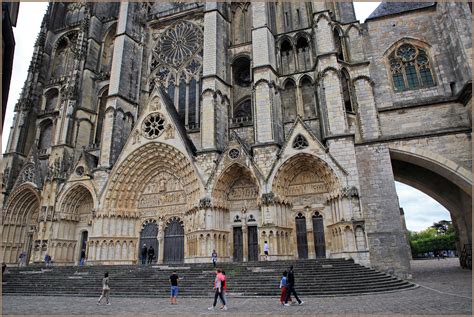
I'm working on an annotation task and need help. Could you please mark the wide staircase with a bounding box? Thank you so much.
[2,259,416,297]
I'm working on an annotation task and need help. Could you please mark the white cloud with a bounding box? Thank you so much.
[354,2,381,22]
[395,182,451,232]
[2,2,49,153]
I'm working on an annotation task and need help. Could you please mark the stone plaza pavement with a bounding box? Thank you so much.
[2,258,471,316]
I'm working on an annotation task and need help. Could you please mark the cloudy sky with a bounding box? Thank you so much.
[2,2,451,232]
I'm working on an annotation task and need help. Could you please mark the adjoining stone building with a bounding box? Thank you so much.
[1,2,471,278]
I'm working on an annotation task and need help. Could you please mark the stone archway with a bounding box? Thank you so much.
[91,142,202,264]
[212,163,260,262]
[2,184,40,265]
[54,184,94,264]
[271,153,343,260]
[390,148,472,257]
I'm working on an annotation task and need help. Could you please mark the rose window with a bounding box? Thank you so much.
[142,113,166,139]
[229,148,240,159]
[154,21,203,68]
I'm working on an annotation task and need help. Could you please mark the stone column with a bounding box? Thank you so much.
[251,2,282,145]
[353,77,381,140]
[157,220,164,264]
[242,221,248,262]
[200,3,230,151]
[99,2,144,168]
[356,144,411,278]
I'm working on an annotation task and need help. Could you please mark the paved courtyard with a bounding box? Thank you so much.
[2,258,471,315]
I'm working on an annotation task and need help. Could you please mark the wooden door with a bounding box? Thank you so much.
[233,227,243,262]
[164,219,184,263]
[247,226,258,261]
[295,214,308,259]
[313,214,326,258]
[139,222,159,263]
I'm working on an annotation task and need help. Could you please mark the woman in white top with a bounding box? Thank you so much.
[97,272,111,305]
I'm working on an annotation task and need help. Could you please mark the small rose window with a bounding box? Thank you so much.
[142,112,166,139]
[293,134,309,150]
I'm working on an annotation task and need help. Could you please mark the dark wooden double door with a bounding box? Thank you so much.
[296,214,326,259]
[139,219,184,263]
[233,226,258,262]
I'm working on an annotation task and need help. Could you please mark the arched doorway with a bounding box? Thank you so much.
[55,184,94,264]
[139,221,158,263]
[295,213,308,259]
[164,218,184,263]
[390,148,472,262]
[2,184,40,265]
[212,162,260,262]
[313,212,326,258]
[79,231,88,261]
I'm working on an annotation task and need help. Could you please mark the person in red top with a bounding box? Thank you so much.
[208,269,227,311]
[219,270,227,309]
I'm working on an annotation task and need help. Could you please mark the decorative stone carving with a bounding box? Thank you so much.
[261,192,275,205]
[164,124,174,140]
[199,197,212,209]
[132,129,141,145]
[342,186,359,198]
[141,112,166,139]
[138,172,186,210]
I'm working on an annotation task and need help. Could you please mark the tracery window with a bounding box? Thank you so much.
[296,36,311,72]
[51,32,78,79]
[231,2,251,45]
[281,80,297,122]
[293,134,308,150]
[149,21,203,130]
[389,43,436,92]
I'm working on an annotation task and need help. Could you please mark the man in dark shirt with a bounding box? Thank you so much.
[147,246,155,264]
[169,271,179,304]
[284,265,303,306]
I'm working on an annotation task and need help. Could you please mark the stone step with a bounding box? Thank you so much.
[2,259,414,297]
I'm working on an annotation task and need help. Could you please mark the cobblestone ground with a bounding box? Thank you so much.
[2,258,471,315]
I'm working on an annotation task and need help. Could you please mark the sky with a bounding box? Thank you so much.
[1,2,451,232]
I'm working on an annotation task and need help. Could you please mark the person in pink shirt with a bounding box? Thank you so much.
[208,268,227,311]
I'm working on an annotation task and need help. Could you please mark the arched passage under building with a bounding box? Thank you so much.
[389,149,472,262]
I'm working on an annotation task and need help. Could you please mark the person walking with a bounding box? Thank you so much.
[263,241,269,260]
[44,254,52,267]
[208,268,227,311]
[211,250,217,268]
[169,270,179,304]
[148,246,155,264]
[97,272,111,305]
[284,265,303,306]
[80,249,86,266]
[219,270,227,309]
[141,244,147,265]
[279,271,292,305]
[18,251,26,267]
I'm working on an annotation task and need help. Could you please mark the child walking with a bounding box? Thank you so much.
[279,271,292,305]
[97,272,111,305]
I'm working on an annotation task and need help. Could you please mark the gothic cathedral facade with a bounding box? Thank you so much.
[2,2,472,278]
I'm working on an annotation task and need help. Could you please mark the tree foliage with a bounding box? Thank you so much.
[409,220,456,257]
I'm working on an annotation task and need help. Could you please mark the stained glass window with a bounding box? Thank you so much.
[388,44,436,92]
